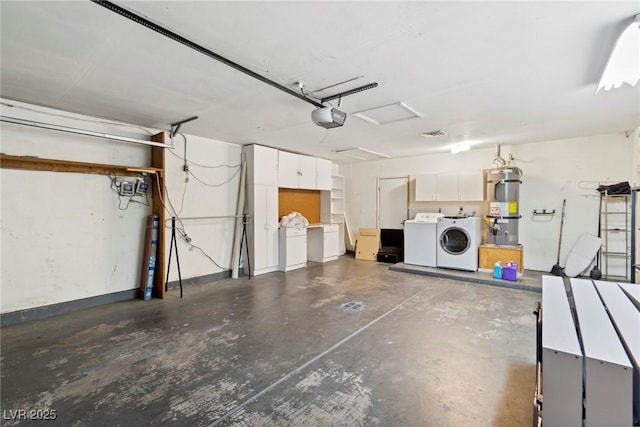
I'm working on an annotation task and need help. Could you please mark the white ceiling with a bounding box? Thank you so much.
[1,1,639,162]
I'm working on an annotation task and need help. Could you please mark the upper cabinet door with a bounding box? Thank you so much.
[246,145,278,186]
[435,172,459,201]
[278,151,300,189]
[316,159,332,191]
[415,174,436,201]
[458,170,485,201]
[278,151,319,189]
[415,170,484,202]
[297,155,317,189]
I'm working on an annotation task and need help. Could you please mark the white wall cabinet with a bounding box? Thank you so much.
[246,144,278,186]
[415,170,483,201]
[245,145,336,276]
[278,151,332,190]
[436,172,458,200]
[415,174,437,201]
[243,145,280,276]
[458,170,485,201]
[277,151,300,188]
[316,158,332,190]
[279,151,317,189]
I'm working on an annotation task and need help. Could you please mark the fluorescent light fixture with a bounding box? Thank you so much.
[450,142,470,154]
[596,14,640,93]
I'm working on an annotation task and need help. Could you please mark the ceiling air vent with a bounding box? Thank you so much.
[421,129,448,138]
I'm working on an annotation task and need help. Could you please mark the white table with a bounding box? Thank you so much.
[571,278,633,427]
[541,276,583,427]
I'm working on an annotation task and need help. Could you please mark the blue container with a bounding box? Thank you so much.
[493,261,503,279]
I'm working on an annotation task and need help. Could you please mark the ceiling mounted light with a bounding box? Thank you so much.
[450,142,470,154]
[596,14,640,93]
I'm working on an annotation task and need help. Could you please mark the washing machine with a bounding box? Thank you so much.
[404,212,444,267]
[436,217,482,271]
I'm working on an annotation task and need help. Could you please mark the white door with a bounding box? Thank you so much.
[377,177,409,229]
[265,184,279,268]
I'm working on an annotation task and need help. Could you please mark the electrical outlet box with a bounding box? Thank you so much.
[117,179,135,197]
[136,178,150,194]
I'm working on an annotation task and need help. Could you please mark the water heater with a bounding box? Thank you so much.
[485,167,523,245]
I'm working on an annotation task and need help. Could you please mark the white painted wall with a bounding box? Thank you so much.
[1,100,151,313]
[0,100,243,313]
[163,134,242,282]
[341,133,633,272]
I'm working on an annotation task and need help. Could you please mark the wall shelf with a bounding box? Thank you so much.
[0,153,163,177]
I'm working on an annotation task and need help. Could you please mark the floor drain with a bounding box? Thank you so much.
[341,301,366,311]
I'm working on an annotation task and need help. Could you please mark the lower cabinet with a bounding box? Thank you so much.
[307,224,339,263]
[278,227,307,271]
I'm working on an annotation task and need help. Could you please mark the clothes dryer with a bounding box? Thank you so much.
[436,217,482,271]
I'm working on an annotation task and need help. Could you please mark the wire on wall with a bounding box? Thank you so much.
[107,172,150,210]
[152,172,227,270]
[166,134,241,169]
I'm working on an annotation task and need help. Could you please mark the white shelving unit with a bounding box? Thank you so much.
[331,175,346,255]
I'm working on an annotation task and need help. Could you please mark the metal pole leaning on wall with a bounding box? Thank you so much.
[231,153,247,279]
[165,217,183,298]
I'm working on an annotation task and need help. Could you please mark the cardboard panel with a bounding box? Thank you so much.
[278,188,321,224]
[356,228,381,261]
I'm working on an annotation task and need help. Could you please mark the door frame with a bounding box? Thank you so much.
[376,176,410,229]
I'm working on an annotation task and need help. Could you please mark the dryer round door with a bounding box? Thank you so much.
[440,227,471,255]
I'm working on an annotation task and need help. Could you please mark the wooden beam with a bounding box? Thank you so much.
[150,132,167,299]
[0,154,162,177]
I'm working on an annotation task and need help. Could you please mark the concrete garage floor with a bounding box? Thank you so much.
[1,257,540,426]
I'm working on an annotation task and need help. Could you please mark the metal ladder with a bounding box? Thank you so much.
[600,192,631,280]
